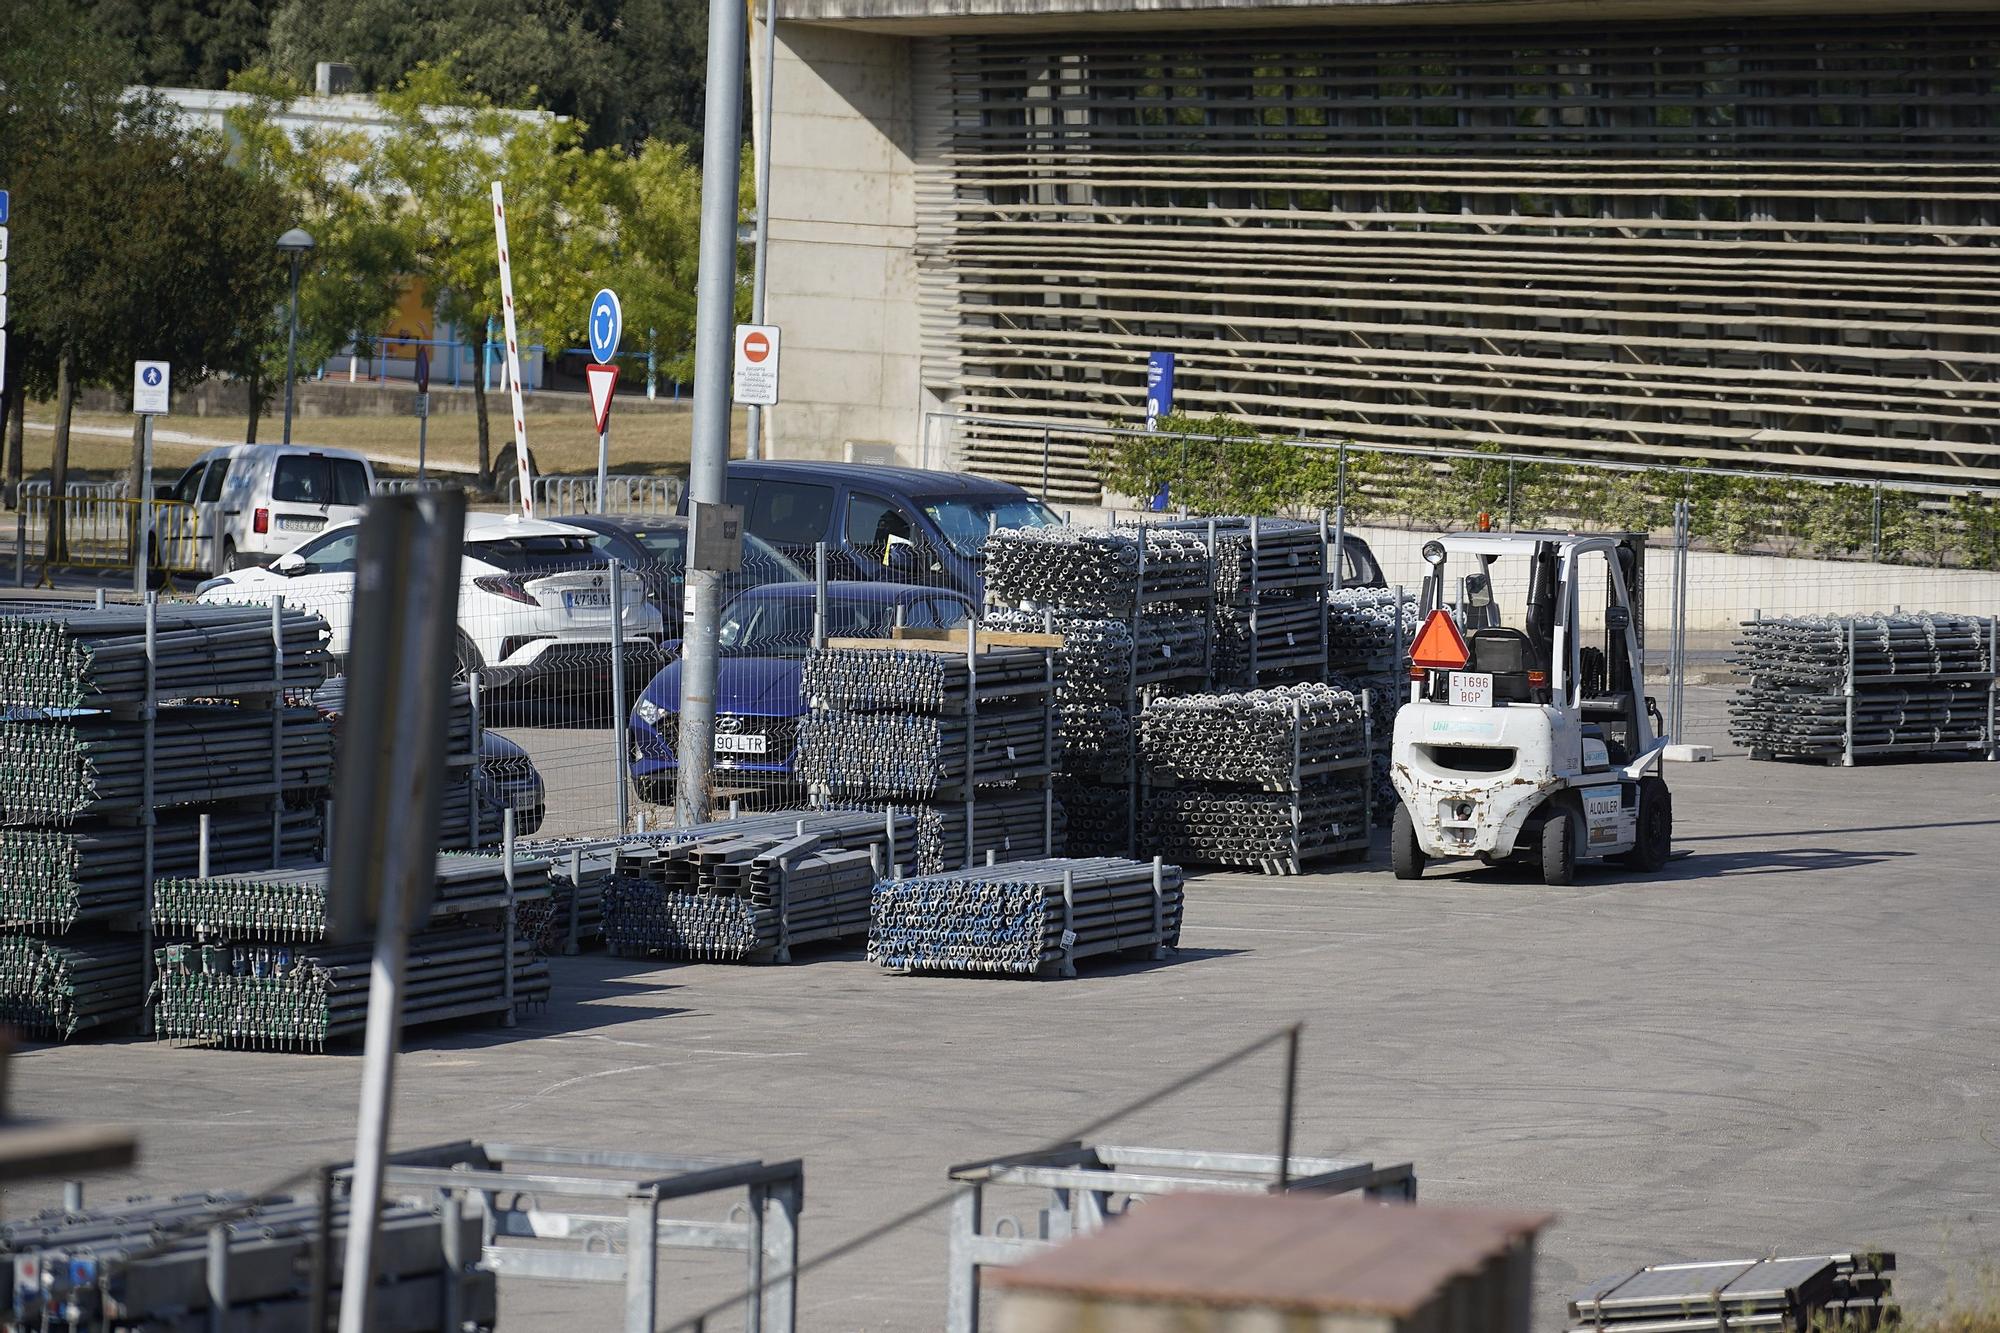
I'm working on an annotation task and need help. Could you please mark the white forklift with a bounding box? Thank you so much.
[1389,532,1673,885]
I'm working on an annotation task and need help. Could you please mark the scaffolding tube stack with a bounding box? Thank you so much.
[516,836,620,953]
[0,809,320,931]
[153,926,548,1050]
[604,810,916,961]
[984,526,1210,615]
[0,933,146,1040]
[797,636,1063,871]
[151,853,552,942]
[1567,1253,1898,1333]
[1148,517,1330,688]
[1731,613,1998,764]
[868,856,1183,978]
[1326,586,1417,825]
[1138,683,1372,874]
[0,1190,495,1330]
[0,599,334,1041]
[315,675,495,851]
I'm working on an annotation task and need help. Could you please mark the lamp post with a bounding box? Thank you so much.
[276,228,316,445]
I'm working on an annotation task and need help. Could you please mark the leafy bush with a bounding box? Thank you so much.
[1095,415,2000,569]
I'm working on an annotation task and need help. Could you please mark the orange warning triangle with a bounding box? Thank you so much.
[1410,608,1471,670]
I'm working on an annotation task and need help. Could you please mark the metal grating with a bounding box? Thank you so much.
[914,13,2000,501]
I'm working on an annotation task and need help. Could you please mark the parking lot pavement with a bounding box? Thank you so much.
[10,755,2000,1330]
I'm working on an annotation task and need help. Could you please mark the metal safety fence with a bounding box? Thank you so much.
[16,494,211,584]
[506,474,684,517]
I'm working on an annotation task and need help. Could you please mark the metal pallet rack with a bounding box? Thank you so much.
[0,595,332,1039]
[943,1143,1417,1333]
[1163,515,1331,688]
[1325,584,1414,826]
[1137,686,1373,875]
[361,1140,803,1333]
[802,625,1064,872]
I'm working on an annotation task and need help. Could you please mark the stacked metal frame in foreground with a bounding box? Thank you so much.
[1567,1253,1897,1332]
[0,1189,494,1331]
[1731,614,1998,764]
[0,599,335,1040]
[363,1140,803,1333]
[868,856,1182,977]
[1139,683,1372,874]
[798,635,1064,872]
[604,808,914,961]
[943,1143,1418,1333]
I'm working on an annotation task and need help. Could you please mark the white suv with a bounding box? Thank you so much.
[196,512,664,690]
[162,444,376,573]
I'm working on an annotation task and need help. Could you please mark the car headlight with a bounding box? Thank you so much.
[634,697,667,726]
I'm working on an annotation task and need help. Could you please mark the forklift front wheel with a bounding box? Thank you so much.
[1540,801,1578,887]
[1616,776,1674,872]
[1391,804,1425,881]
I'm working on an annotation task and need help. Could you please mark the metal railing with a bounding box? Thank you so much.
[507,474,685,517]
[29,496,211,578]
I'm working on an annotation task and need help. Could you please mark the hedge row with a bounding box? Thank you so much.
[1100,412,2000,571]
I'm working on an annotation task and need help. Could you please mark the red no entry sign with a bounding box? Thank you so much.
[743,331,771,363]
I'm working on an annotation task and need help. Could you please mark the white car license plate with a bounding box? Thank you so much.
[1449,671,1494,708]
[715,733,767,755]
[277,516,323,532]
[563,590,612,611]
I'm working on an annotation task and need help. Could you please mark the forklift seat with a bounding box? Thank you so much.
[1469,627,1539,703]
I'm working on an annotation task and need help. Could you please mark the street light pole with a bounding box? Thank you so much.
[276,228,316,446]
[674,0,750,827]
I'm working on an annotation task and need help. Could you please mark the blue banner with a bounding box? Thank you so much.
[1145,351,1175,430]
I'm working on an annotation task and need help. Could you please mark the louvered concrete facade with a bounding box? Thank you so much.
[758,0,2000,502]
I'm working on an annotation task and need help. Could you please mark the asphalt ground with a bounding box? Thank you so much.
[9,754,2000,1330]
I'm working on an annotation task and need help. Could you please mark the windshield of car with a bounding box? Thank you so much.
[596,527,804,586]
[919,496,1061,557]
[716,597,916,658]
[473,535,600,573]
[272,456,370,506]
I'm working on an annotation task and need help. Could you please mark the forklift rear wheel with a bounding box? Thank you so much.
[1540,804,1577,886]
[1391,805,1425,880]
[1617,776,1673,872]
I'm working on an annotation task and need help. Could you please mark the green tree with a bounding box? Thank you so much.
[376,64,616,485]
[83,0,270,88]
[220,68,411,440]
[605,137,751,389]
[268,0,620,138]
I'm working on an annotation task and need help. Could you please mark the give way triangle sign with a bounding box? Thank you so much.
[586,362,621,434]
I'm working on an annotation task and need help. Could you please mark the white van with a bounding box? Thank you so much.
[162,444,376,572]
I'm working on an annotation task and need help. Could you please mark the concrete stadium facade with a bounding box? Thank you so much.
[757,0,2000,500]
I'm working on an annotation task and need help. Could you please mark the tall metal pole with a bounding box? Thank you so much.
[133,415,153,598]
[676,0,750,827]
[745,0,779,462]
[282,253,302,447]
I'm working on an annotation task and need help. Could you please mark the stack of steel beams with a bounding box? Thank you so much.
[1731,614,1997,762]
[867,856,1183,977]
[1052,781,1131,858]
[152,854,552,942]
[1567,1253,1897,1332]
[0,706,335,824]
[0,1190,494,1329]
[0,809,320,930]
[605,820,904,961]
[1138,683,1372,873]
[0,601,331,708]
[153,926,548,1049]
[0,932,145,1040]
[516,836,619,951]
[984,526,1210,614]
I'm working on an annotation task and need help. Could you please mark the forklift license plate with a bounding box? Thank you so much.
[1449,672,1494,708]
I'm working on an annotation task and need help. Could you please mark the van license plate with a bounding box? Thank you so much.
[715,733,767,755]
[562,590,612,610]
[1449,672,1493,708]
[277,516,323,533]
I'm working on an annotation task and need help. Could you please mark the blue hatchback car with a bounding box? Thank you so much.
[628,581,974,805]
